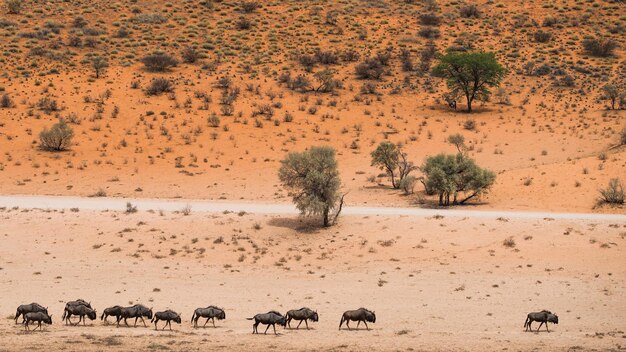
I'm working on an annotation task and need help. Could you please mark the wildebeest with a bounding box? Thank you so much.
[63,304,97,326]
[191,306,226,328]
[247,311,287,335]
[444,96,457,110]
[61,299,93,324]
[339,308,376,330]
[152,310,181,330]
[285,307,318,330]
[117,304,153,327]
[101,305,123,324]
[23,312,52,331]
[524,310,559,332]
[15,303,48,324]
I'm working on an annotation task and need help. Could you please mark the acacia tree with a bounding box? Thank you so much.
[602,84,623,110]
[91,56,108,79]
[433,52,506,112]
[421,153,495,206]
[279,146,342,227]
[371,142,416,189]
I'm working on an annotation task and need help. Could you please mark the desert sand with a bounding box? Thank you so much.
[0,207,625,351]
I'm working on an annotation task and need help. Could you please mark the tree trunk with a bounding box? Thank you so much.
[611,98,615,110]
[323,207,330,227]
[466,95,473,113]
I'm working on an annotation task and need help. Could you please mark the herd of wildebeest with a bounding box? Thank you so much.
[13,300,559,334]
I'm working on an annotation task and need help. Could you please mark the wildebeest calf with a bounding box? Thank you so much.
[524,310,559,332]
[191,306,226,328]
[23,312,52,331]
[247,311,286,335]
[285,307,318,330]
[15,303,48,324]
[339,308,376,330]
[63,304,97,326]
[117,304,153,327]
[152,310,181,330]
[101,305,123,324]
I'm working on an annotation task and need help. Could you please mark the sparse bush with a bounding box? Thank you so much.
[460,4,480,18]
[235,16,252,30]
[598,178,625,205]
[542,16,557,27]
[39,118,74,151]
[419,26,440,39]
[419,13,440,26]
[37,97,59,113]
[620,126,626,145]
[399,175,417,195]
[5,0,22,14]
[583,38,618,57]
[355,57,385,80]
[534,30,552,43]
[208,114,220,127]
[72,16,88,28]
[503,237,516,248]
[145,78,173,96]
[315,49,339,65]
[240,1,259,13]
[0,93,14,108]
[141,53,178,72]
[91,56,108,79]
[181,46,200,63]
[602,84,623,110]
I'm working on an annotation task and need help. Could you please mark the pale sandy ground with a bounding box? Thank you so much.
[0,207,624,351]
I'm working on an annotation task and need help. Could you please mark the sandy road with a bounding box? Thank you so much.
[0,194,624,221]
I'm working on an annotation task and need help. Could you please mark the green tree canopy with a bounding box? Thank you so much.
[279,146,342,227]
[422,153,495,206]
[433,52,506,112]
[371,141,416,189]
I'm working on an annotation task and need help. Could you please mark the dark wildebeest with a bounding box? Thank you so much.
[61,299,92,324]
[285,307,318,330]
[117,304,153,327]
[524,310,559,332]
[444,96,457,110]
[63,304,97,326]
[151,310,182,330]
[23,312,52,331]
[191,306,226,328]
[247,311,287,335]
[339,308,376,330]
[15,303,48,324]
[101,305,123,324]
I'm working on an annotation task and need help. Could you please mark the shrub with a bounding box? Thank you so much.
[72,16,88,28]
[0,93,14,108]
[145,78,173,96]
[419,26,440,39]
[419,13,440,26]
[5,0,22,14]
[460,4,480,18]
[240,1,259,13]
[39,118,74,151]
[132,13,167,24]
[181,46,200,63]
[542,16,557,27]
[235,17,252,30]
[355,57,385,80]
[598,178,625,205]
[583,38,618,57]
[141,53,178,72]
[208,114,220,127]
[315,49,339,65]
[399,175,418,195]
[37,97,59,113]
[534,30,552,43]
[298,54,317,72]
[620,126,626,145]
